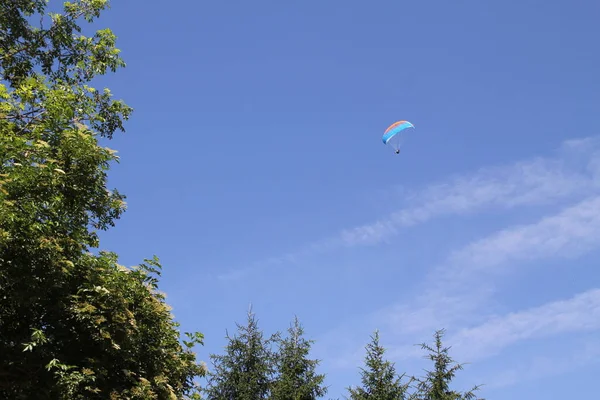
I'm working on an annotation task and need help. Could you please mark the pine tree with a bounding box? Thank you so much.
[410,329,483,400]
[347,330,410,400]
[271,316,328,400]
[204,306,275,400]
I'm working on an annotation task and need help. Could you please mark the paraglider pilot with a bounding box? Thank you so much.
[382,120,414,156]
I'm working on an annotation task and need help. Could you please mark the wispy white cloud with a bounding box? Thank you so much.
[322,289,600,386]
[283,136,600,393]
[216,253,301,281]
[373,195,600,339]
[324,195,600,371]
[217,136,600,281]
[450,288,600,361]
[340,137,600,246]
[303,138,600,396]
[487,337,600,389]
[435,195,600,286]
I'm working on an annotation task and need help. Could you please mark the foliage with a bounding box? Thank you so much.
[0,1,206,398]
[409,329,483,400]
[204,306,275,400]
[347,330,410,400]
[271,316,328,400]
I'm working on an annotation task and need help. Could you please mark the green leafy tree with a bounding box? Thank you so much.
[204,306,275,400]
[0,1,206,398]
[410,329,483,400]
[347,330,410,400]
[271,316,328,400]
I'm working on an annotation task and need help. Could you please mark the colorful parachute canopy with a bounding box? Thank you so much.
[382,120,414,145]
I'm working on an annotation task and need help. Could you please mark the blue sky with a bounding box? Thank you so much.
[94,0,600,398]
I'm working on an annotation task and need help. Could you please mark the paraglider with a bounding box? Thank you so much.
[382,120,414,154]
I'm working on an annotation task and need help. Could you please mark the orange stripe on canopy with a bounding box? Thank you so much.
[384,120,409,133]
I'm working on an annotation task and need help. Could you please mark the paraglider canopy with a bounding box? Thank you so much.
[382,120,414,153]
